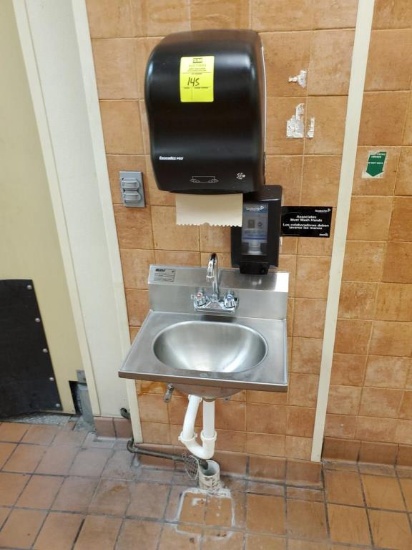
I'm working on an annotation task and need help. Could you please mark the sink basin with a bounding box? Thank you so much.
[153,321,267,373]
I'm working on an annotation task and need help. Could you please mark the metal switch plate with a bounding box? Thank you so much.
[119,171,145,207]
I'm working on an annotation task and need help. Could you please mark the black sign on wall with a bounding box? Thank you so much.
[281,206,333,238]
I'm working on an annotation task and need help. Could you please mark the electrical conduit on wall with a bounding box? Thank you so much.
[311,0,376,461]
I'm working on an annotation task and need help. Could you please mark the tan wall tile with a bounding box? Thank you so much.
[286,459,322,486]
[397,445,412,466]
[358,92,409,146]
[356,416,397,442]
[266,98,305,155]
[359,441,398,465]
[347,197,392,241]
[154,250,200,266]
[325,414,357,439]
[92,39,139,99]
[215,429,246,453]
[293,299,326,339]
[248,455,286,480]
[151,206,199,251]
[278,255,296,298]
[342,241,385,282]
[395,147,412,195]
[365,356,410,388]
[297,236,333,256]
[141,421,171,444]
[288,373,319,407]
[301,155,341,206]
[383,242,412,283]
[141,0,190,36]
[334,319,372,355]
[394,419,412,444]
[199,226,231,253]
[246,404,287,435]
[327,386,362,416]
[322,437,360,461]
[114,205,153,249]
[404,95,412,145]
[246,433,286,457]
[313,0,358,29]
[139,100,150,154]
[366,30,412,91]
[120,249,155,289]
[308,31,354,96]
[331,354,367,386]
[338,282,377,320]
[251,0,313,31]
[369,321,412,357]
[389,197,412,242]
[100,100,143,154]
[215,400,246,432]
[265,156,303,204]
[138,394,169,423]
[291,337,322,374]
[286,407,315,437]
[125,288,149,326]
[359,387,403,419]
[373,0,412,29]
[86,0,139,38]
[143,159,175,206]
[375,283,412,321]
[281,237,298,255]
[352,146,400,196]
[285,436,312,460]
[295,256,330,299]
[246,390,288,405]
[399,391,412,420]
[261,32,311,97]
[191,0,250,30]
[305,96,347,155]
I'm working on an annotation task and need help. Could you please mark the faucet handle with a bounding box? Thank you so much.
[223,290,237,309]
[192,288,207,307]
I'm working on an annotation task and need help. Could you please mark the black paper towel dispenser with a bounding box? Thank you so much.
[145,30,266,194]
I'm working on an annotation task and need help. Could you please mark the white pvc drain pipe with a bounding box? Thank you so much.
[179,395,217,460]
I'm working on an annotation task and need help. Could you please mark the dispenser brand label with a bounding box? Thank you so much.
[180,56,214,103]
[281,207,332,238]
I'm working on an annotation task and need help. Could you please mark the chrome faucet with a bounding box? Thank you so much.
[192,252,238,314]
[206,252,219,299]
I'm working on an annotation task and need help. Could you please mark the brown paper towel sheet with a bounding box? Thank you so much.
[175,193,243,226]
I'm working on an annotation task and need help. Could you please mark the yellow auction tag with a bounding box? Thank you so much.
[180,56,214,103]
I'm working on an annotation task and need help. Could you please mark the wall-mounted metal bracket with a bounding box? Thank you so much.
[119,171,145,207]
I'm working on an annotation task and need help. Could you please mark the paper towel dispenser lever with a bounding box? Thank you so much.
[145,30,266,194]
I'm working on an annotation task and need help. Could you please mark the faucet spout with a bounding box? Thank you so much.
[206,252,219,298]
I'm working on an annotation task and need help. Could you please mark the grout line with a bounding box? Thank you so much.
[311,0,376,463]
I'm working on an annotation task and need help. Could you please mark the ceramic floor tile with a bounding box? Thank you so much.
[33,511,84,550]
[205,494,233,527]
[52,476,99,513]
[246,494,286,535]
[399,478,412,511]
[101,450,137,480]
[35,445,79,475]
[88,479,130,516]
[116,519,162,550]
[288,540,330,550]
[324,469,364,506]
[21,425,59,445]
[127,481,170,518]
[202,529,245,549]
[0,442,16,468]
[0,506,11,528]
[0,422,28,442]
[245,533,286,549]
[328,504,371,546]
[362,474,406,510]
[0,471,30,506]
[51,429,87,447]
[0,508,46,549]
[69,448,112,477]
[73,515,122,550]
[178,490,207,524]
[16,474,64,509]
[157,523,201,549]
[369,509,412,550]
[286,499,328,540]
[3,443,47,473]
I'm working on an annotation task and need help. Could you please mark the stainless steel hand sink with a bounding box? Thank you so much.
[153,320,267,373]
[119,265,289,399]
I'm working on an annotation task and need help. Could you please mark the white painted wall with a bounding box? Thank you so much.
[13,0,141,430]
